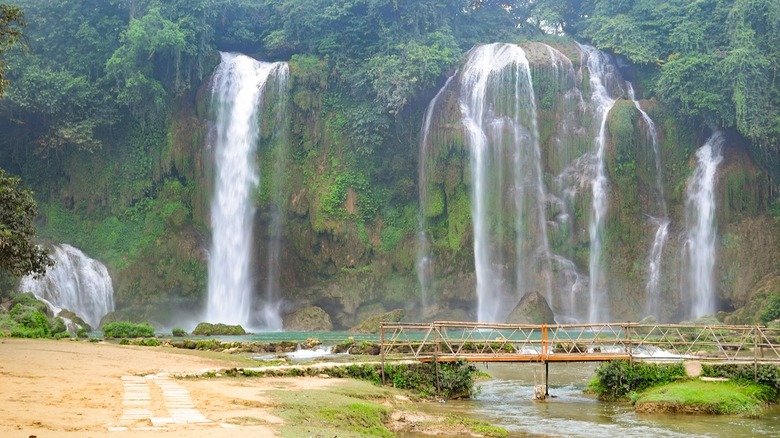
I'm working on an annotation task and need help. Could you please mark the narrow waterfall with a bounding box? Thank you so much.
[626,83,669,318]
[543,43,589,321]
[459,43,551,323]
[18,244,114,328]
[260,66,290,330]
[580,45,621,323]
[207,52,288,327]
[417,73,456,313]
[682,131,724,319]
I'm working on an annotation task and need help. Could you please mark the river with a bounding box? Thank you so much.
[400,362,780,437]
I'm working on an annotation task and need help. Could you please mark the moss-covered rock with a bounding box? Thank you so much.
[349,309,405,334]
[282,306,333,331]
[192,322,247,336]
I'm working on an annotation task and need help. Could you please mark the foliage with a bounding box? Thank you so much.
[589,360,687,400]
[760,294,780,325]
[0,169,54,277]
[0,4,24,95]
[102,321,155,338]
[703,364,780,393]
[171,327,187,337]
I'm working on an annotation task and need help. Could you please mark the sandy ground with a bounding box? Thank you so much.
[0,338,339,437]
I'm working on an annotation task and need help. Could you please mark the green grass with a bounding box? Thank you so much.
[636,380,774,416]
[446,414,509,437]
[269,379,395,437]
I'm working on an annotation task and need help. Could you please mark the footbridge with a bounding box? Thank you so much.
[380,321,780,364]
[379,321,780,394]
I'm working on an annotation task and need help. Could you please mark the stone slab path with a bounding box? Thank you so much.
[108,374,219,432]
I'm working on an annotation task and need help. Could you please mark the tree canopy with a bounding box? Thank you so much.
[0,0,778,163]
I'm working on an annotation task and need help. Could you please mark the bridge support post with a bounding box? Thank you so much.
[545,361,549,397]
[380,323,386,386]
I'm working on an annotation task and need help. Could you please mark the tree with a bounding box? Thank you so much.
[0,4,24,95]
[0,5,52,279]
[0,169,53,278]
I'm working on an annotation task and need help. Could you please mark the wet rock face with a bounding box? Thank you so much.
[505,292,555,324]
[283,306,333,332]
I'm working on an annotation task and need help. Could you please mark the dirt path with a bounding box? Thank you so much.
[0,338,340,437]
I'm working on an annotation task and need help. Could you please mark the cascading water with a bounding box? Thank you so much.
[207,52,288,327]
[627,83,669,318]
[682,131,724,319]
[260,67,290,330]
[417,73,456,313]
[459,43,552,323]
[18,244,114,328]
[580,45,622,323]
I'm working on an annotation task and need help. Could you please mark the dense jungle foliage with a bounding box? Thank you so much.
[0,0,778,320]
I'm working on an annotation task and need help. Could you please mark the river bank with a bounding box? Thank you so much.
[0,338,502,437]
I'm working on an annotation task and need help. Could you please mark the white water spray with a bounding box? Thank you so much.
[459,43,551,322]
[207,52,287,327]
[626,84,669,318]
[683,131,724,319]
[580,45,621,323]
[417,73,456,313]
[18,244,114,328]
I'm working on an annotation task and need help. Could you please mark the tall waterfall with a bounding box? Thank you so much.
[459,43,551,322]
[18,244,114,328]
[207,52,288,327]
[580,45,621,323]
[627,84,669,318]
[260,66,290,331]
[417,73,456,313]
[682,131,724,319]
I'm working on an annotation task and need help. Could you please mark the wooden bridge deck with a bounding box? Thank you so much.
[379,321,780,365]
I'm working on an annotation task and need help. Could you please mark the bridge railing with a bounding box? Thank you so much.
[379,321,780,364]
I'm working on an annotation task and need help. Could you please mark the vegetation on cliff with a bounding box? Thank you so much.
[0,1,778,325]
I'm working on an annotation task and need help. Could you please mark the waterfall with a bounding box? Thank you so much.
[417,73,456,314]
[580,44,621,323]
[459,43,551,323]
[682,131,724,319]
[207,52,288,327]
[260,65,290,331]
[627,83,669,318]
[18,244,114,328]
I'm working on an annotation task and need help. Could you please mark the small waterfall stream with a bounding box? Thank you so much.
[580,45,621,323]
[417,73,456,314]
[682,131,724,319]
[18,244,114,328]
[459,43,552,322]
[626,83,669,318]
[207,52,288,327]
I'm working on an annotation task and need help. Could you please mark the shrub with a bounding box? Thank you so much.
[171,327,187,337]
[76,327,88,338]
[102,321,155,338]
[589,360,687,400]
[760,293,780,324]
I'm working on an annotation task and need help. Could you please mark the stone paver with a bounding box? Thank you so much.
[110,374,214,431]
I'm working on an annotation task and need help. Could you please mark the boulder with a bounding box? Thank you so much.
[349,309,405,334]
[192,322,247,336]
[283,306,333,332]
[505,292,555,324]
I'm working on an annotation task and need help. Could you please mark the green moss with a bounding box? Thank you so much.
[191,322,247,336]
[446,184,471,252]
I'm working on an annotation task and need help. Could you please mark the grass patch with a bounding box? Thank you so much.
[446,414,509,437]
[635,380,774,416]
[268,379,394,437]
